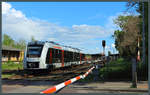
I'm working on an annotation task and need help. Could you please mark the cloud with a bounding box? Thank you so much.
[2,2,117,54]
[72,24,111,38]
[2,2,66,41]
[2,2,11,14]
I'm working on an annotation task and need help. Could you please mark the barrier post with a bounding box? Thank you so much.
[41,66,95,94]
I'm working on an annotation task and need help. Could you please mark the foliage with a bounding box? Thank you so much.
[2,34,15,47]
[126,1,148,63]
[100,58,132,79]
[85,55,92,59]
[31,36,37,42]
[126,1,148,80]
[15,39,26,49]
[113,15,141,58]
[108,51,111,56]
[99,58,147,80]
[2,34,26,49]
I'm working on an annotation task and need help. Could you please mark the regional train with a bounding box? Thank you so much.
[23,41,88,70]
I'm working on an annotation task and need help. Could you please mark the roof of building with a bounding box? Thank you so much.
[109,54,120,56]
[2,45,24,51]
[91,53,103,56]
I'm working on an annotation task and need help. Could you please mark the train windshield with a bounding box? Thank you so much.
[27,45,43,58]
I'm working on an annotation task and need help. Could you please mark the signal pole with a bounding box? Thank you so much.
[102,40,106,56]
[102,40,108,79]
[131,33,140,88]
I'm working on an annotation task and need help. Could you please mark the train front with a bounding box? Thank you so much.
[23,41,45,70]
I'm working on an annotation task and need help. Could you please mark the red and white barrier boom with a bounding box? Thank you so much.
[82,66,95,78]
[41,66,95,94]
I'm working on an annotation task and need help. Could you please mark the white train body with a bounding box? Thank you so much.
[23,41,86,70]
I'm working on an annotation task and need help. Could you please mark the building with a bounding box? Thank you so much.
[91,53,103,60]
[109,54,120,61]
[2,45,24,62]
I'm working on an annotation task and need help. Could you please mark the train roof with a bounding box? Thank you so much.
[28,41,82,53]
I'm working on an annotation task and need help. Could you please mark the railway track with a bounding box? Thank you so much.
[3,63,95,81]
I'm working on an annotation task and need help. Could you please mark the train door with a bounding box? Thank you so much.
[80,53,82,64]
[61,50,64,67]
[46,48,53,64]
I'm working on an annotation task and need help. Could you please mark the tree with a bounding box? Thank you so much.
[15,39,26,49]
[126,1,148,80]
[2,34,26,49]
[113,15,140,88]
[108,51,111,56]
[127,2,148,63]
[2,34,15,47]
[113,16,141,58]
[31,36,36,42]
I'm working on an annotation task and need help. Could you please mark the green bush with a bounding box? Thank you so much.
[99,58,132,80]
[99,57,147,81]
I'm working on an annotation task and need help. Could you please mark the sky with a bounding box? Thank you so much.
[2,2,136,55]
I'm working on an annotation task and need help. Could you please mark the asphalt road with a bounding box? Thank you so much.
[2,79,148,94]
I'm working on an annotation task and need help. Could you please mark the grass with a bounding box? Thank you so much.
[2,73,16,79]
[2,61,23,71]
[2,61,23,79]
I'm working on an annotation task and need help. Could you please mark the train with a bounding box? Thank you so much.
[23,41,89,70]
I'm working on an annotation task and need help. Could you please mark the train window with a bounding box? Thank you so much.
[64,51,69,62]
[68,51,73,62]
[46,49,81,63]
[81,54,85,61]
[64,50,74,62]
[46,48,62,64]
[72,52,74,61]
[64,51,68,62]
[58,50,62,63]
[27,45,43,58]
[71,52,73,62]
[52,48,55,58]
[74,52,76,61]
[68,51,70,62]
[74,52,79,61]
[78,53,80,61]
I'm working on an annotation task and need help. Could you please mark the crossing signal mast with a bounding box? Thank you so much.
[102,40,106,56]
